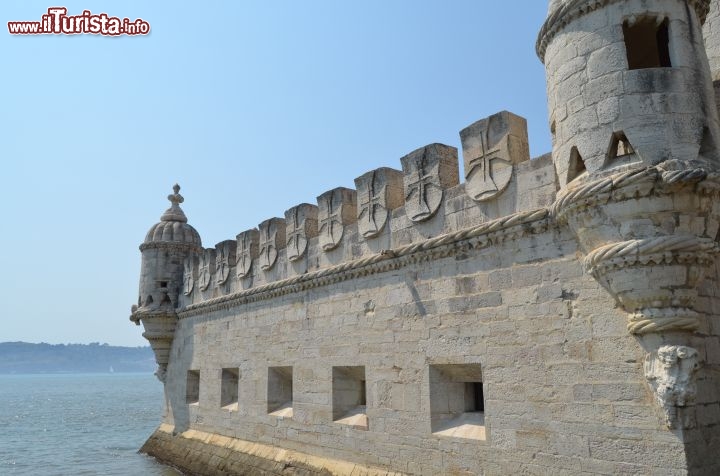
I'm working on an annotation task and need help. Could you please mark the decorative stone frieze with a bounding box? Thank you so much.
[552,164,720,335]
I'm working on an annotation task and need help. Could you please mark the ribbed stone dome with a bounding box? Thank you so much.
[143,184,202,246]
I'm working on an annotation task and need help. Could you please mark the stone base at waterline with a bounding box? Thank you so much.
[141,424,404,476]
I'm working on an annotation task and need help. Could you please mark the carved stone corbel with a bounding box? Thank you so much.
[644,345,700,429]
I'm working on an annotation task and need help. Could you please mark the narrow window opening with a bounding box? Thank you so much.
[267,366,293,418]
[567,147,587,183]
[430,364,485,440]
[186,370,200,405]
[623,16,671,69]
[160,293,172,305]
[145,295,154,306]
[608,131,635,160]
[159,281,168,288]
[221,368,239,411]
[332,366,368,430]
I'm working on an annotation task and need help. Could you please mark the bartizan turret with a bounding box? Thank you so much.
[130,184,202,381]
[539,0,720,429]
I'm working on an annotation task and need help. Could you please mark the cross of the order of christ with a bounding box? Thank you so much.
[287,209,305,260]
[319,193,342,250]
[465,128,512,201]
[405,152,436,220]
[359,172,387,237]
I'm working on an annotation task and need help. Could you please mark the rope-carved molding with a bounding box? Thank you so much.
[583,235,719,334]
[584,235,718,274]
[537,0,710,61]
[178,208,549,318]
[551,165,716,222]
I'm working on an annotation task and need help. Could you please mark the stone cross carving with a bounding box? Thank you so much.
[183,255,197,296]
[285,204,318,262]
[258,218,286,271]
[198,248,216,291]
[460,111,529,202]
[401,143,459,222]
[354,168,404,239]
[644,345,700,429]
[317,188,357,251]
[215,240,236,285]
[235,229,259,279]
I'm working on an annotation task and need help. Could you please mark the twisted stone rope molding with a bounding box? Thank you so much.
[178,208,550,318]
[536,0,710,61]
[583,235,718,274]
[139,241,203,253]
[628,308,700,334]
[551,167,658,219]
[551,165,715,221]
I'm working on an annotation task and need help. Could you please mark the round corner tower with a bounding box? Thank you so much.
[131,184,202,381]
[538,0,720,433]
[538,0,719,189]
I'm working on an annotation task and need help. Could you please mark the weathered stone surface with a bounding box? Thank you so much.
[215,240,236,286]
[400,143,459,222]
[460,111,529,202]
[285,204,318,261]
[354,168,404,238]
[317,188,357,251]
[235,229,259,279]
[258,218,286,271]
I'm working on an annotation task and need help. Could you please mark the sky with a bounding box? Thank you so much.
[0,1,551,347]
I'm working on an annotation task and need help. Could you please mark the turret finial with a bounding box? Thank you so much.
[168,184,184,206]
[161,183,188,223]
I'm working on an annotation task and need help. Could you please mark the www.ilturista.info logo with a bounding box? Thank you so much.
[8,7,150,36]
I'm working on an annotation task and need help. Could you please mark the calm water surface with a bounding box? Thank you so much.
[0,373,180,475]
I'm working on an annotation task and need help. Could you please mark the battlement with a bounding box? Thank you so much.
[179,111,557,312]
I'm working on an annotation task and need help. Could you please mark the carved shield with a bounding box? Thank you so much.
[355,168,404,239]
[258,218,285,271]
[402,144,458,222]
[461,111,529,202]
[236,229,259,279]
[215,240,236,285]
[317,188,357,251]
[183,255,197,296]
[285,204,318,261]
[198,249,215,291]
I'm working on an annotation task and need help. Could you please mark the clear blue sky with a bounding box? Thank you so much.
[1,1,551,346]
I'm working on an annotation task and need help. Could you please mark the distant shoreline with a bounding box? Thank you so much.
[0,342,156,374]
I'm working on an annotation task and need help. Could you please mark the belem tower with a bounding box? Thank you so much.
[130,0,720,474]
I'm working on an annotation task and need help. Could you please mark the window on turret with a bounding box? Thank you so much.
[623,17,671,69]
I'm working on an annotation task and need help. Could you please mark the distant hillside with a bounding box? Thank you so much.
[0,342,156,374]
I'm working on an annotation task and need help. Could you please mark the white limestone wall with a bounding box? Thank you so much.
[162,224,707,475]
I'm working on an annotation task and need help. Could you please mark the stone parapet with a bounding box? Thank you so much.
[179,111,556,312]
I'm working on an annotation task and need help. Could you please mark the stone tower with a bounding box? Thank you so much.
[130,184,201,381]
[539,0,720,453]
[539,0,719,188]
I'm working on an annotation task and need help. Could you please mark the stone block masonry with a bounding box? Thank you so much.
[130,0,720,474]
